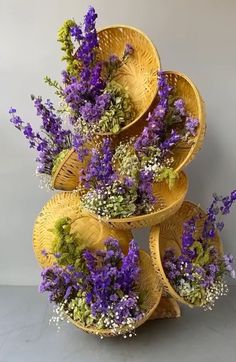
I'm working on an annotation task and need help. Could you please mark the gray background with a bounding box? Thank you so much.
[1,0,236,286]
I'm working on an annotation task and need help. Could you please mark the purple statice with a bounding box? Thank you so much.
[174,99,186,116]
[81,238,142,322]
[136,170,156,214]
[72,133,89,162]
[124,43,134,57]
[79,93,111,122]
[39,264,80,303]
[163,190,236,309]
[80,137,116,189]
[185,117,199,136]
[134,71,172,156]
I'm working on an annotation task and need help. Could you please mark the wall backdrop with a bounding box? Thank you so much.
[1,0,236,285]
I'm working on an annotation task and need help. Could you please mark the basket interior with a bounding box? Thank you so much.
[98,26,160,125]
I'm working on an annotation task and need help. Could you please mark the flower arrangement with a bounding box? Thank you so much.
[80,71,199,219]
[8,6,135,188]
[163,190,236,310]
[39,217,147,337]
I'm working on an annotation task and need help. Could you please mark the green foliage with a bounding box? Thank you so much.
[114,142,140,179]
[44,76,64,97]
[52,217,85,269]
[57,19,80,76]
[68,291,96,326]
[154,167,178,189]
[51,149,70,176]
[98,81,136,134]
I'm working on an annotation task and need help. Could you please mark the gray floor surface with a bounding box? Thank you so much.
[0,286,235,362]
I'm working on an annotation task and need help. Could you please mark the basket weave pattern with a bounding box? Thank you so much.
[33,192,133,268]
[97,25,160,136]
[149,201,222,306]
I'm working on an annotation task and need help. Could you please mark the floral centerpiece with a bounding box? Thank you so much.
[39,217,160,337]
[162,191,236,309]
[80,71,198,219]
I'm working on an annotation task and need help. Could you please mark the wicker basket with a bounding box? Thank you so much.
[149,201,223,307]
[97,25,161,136]
[33,192,133,268]
[93,171,188,230]
[68,250,163,337]
[51,25,160,191]
[51,149,84,191]
[118,70,206,169]
[165,71,206,171]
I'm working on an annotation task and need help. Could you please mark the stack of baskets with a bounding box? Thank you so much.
[33,24,207,336]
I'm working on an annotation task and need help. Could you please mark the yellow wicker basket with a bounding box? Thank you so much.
[51,25,160,191]
[51,149,84,191]
[118,70,206,169]
[33,192,133,268]
[94,171,188,230]
[68,250,163,337]
[149,201,223,307]
[97,25,160,136]
[165,71,205,171]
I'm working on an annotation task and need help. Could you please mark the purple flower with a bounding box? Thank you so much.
[124,43,134,57]
[185,117,199,136]
[174,98,186,116]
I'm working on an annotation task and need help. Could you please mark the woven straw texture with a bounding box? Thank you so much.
[69,250,163,337]
[97,25,161,136]
[166,71,206,171]
[118,70,205,169]
[33,192,132,268]
[51,149,84,191]
[95,171,188,230]
[149,201,223,307]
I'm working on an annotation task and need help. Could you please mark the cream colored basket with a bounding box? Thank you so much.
[33,192,133,268]
[94,171,188,230]
[149,201,222,307]
[69,250,163,337]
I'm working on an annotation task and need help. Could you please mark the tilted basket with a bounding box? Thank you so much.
[69,250,163,337]
[118,70,206,169]
[51,25,160,191]
[149,201,223,307]
[33,192,133,268]
[95,171,188,230]
[165,71,206,171]
[97,25,161,136]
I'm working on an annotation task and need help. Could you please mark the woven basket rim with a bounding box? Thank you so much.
[149,200,223,308]
[93,171,188,224]
[66,250,162,336]
[51,148,76,188]
[95,24,161,136]
[164,70,205,172]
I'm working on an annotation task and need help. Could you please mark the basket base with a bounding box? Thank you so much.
[149,296,181,320]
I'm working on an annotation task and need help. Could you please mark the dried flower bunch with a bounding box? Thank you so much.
[40,218,146,337]
[80,71,199,219]
[163,191,236,310]
[9,6,135,188]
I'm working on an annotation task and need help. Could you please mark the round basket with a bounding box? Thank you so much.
[97,25,161,136]
[51,149,83,191]
[94,171,188,230]
[165,71,206,171]
[51,25,160,191]
[118,70,206,168]
[149,201,223,307]
[33,192,133,268]
[68,250,163,337]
